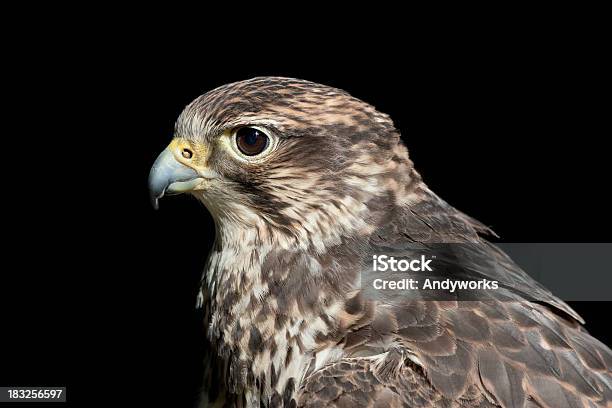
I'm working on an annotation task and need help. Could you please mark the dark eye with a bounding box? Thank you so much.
[235,127,269,156]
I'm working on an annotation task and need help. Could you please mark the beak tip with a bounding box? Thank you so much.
[150,195,160,210]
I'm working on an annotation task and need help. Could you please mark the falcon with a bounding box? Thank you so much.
[149,77,612,407]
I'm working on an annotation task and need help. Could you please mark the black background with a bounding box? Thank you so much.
[1,26,610,407]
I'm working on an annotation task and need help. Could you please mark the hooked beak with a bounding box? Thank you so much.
[148,145,205,210]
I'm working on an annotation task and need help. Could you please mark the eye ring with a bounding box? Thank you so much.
[233,127,272,157]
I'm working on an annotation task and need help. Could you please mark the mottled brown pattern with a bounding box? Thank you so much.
[154,78,612,407]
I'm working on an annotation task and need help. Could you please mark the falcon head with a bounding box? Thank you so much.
[149,77,418,248]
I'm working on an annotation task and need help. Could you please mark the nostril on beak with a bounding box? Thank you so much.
[182,148,193,159]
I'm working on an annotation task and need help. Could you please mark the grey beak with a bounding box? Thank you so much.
[148,147,202,210]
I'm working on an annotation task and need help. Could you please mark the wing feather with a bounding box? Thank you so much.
[298,190,611,407]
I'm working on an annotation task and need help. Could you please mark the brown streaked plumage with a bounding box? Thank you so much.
[149,77,612,407]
